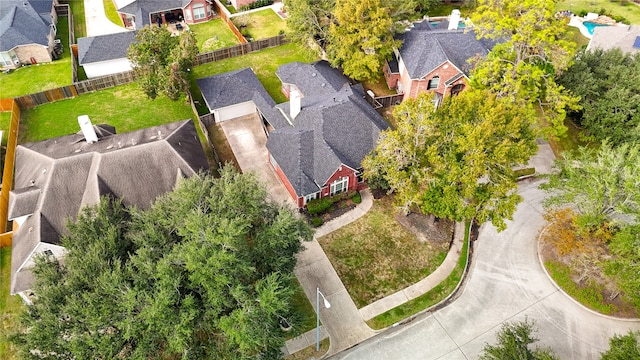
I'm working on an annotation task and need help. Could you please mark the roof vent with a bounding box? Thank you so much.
[78,115,98,144]
[448,9,461,30]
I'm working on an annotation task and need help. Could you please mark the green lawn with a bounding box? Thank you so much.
[60,0,86,39]
[0,17,72,98]
[0,247,26,360]
[557,0,640,24]
[287,278,317,339]
[317,196,450,308]
[367,223,470,329]
[565,26,590,49]
[1,112,10,144]
[103,0,124,27]
[191,42,318,112]
[244,9,288,40]
[189,19,241,52]
[19,83,195,143]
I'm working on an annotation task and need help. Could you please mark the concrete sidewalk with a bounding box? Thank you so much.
[85,0,130,37]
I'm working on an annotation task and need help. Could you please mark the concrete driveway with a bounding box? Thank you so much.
[84,0,130,37]
[219,114,295,208]
[331,178,640,360]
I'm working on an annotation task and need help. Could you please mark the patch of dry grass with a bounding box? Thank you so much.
[318,196,449,308]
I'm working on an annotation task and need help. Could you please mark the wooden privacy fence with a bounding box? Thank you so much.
[366,93,404,109]
[212,0,247,44]
[195,34,288,65]
[0,100,20,238]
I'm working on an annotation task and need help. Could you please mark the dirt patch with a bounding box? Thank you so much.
[395,212,453,246]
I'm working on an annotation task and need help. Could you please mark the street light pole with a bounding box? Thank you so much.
[316,287,331,351]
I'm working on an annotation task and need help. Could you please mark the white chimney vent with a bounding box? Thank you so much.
[448,9,461,30]
[290,89,301,119]
[78,115,98,144]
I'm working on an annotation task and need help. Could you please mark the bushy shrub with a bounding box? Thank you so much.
[311,217,324,227]
[352,192,362,204]
[307,197,334,215]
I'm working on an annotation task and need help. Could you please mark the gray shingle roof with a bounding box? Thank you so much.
[117,0,191,28]
[275,61,350,97]
[398,20,496,79]
[588,25,640,54]
[78,31,136,64]
[197,68,289,129]
[10,120,209,294]
[0,0,53,52]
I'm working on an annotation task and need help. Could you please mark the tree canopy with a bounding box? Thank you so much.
[480,320,558,360]
[12,167,313,359]
[601,331,640,360]
[470,0,579,137]
[542,142,640,230]
[326,0,401,81]
[286,0,335,48]
[127,26,198,101]
[557,48,640,146]
[363,90,538,230]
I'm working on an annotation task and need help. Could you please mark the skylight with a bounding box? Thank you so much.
[633,36,640,49]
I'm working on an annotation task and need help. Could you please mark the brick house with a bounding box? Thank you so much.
[0,0,59,69]
[384,11,497,105]
[197,62,388,208]
[117,0,215,30]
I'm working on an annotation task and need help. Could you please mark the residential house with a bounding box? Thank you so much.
[587,25,640,54]
[197,62,389,208]
[77,31,136,78]
[384,10,497,104]
[0,0,58,69]
[117,0,215,30]
[8,119,209,302]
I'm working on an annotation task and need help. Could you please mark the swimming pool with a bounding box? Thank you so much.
[583,21,611,35]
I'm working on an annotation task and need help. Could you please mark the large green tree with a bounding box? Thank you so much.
[542,142,640,230]
[127,26,198,101]
[286,0,335,48]
[470,0,579,137]
[601,331,640,360]
[12,167,312,359]
[363,90,538,230]
[480,320,558,360]
[557,49,640,146]
[326,0,401,81]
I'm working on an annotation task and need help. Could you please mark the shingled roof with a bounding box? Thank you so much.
[398,19,496,79]
[0,0,53,52]
[588,25,640,54]
[276,61,350,97]
[117,0,191,28]
[9,120,209,294]
[267,63,388,196]
[78,31,136,64]
[197,68,289,129]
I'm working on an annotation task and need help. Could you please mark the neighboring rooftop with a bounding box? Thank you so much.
[0,0,54,51]
[78,31,136,64]
[117,0,191,28]
[588,25,640,54]
[9,119,209,294]
[398,19,496,78]
[276,61,350,97]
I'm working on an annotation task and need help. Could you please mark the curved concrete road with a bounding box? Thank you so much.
[331,178,640,360]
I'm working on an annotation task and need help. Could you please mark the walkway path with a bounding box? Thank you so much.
[84,0,129,37]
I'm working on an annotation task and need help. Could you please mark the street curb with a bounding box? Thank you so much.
[537,223,640,322]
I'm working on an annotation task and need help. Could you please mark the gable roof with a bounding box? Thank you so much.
[117,0,192,28]
[588,25,640,54]
[78,31,136,64]
[197,68,289,129]
[0,0,53,52]
[267,63,388,196]
[398,19,496,79]
[9,120,209,294]
[275,61,350,97]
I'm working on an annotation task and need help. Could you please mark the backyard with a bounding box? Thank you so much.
[189,19,241,52]
[236,9,288,40]
[0,17,72,98]
[0,247,24,360]
[60,0,86,39]
[318,196,452,308]
[556,0,640,24]
[19,83,195,143]
[1,112,10,144]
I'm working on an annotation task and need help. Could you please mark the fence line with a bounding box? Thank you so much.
[0,100,20,238]
[366,93,404,109]
[212,0,247,44]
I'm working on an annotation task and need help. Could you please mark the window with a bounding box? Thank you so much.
[184,9,192,20]
[0,51,17,67]
[193,4,206,20]
[427,76,439,90]
[451,84,464,96]
[330,177,348,196]
[304,192,318,205]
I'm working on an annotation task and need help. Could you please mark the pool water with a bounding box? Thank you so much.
[583,21,610,35]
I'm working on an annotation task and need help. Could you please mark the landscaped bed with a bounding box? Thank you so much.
[19,83,195,143]
[0,16,72,98]
[189,18,240,52]
[318,195,453,308]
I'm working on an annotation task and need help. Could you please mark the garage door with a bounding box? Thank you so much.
[213,101,256,122]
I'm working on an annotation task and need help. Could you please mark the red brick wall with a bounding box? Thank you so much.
[268,151,304,207]
[383,63,400,90]
[400,61,469,101]
[184,0,215,24]
[319,166,358,199]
